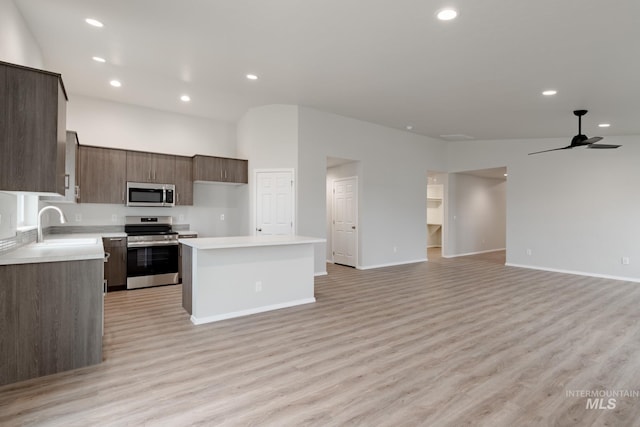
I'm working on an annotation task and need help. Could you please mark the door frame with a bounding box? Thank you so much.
[253,168,296,236]
[331,176,358,268]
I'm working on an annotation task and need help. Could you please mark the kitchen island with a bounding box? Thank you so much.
[179,235,325,325]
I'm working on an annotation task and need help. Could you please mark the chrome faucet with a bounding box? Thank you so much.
[37,206,67,242]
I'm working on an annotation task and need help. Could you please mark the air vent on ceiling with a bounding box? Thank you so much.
[439,134,475,141]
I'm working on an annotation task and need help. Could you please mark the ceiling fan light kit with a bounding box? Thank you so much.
[528,110,621,155]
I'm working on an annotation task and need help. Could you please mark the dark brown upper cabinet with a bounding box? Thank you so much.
[193,155,248,184]
[0,61,68,194]
[126,151,175,184]
[76,145,127,204]
[175,155,194,205]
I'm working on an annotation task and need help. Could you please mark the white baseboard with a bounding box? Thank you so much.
[190,298,317,325]
[442,248,506,259]
[505,263,640,284]
[358,258,427,270]
[315,271,328,277]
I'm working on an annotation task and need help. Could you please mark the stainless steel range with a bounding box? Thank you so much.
[125,216,179,289]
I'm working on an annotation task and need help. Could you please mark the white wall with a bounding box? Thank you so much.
[298,107,447,271]
[67,95,236,157]
[447,136,640,281]
[444,173,506,256]
[236,105,299,236]
[0,0,43,68]
[0,0,44,239]
[326,160,361,262]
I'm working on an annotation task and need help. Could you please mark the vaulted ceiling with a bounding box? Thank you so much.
[15,0,640,141]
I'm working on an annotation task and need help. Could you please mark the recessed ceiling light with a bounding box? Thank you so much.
[246,74,258,80]
[542,90,557,96]
[406,125,413,131]
[437,8,458,21]
[180,95,191,102]
[92,56,106,63]
[109,80,121,88]
[598,123,611,128]
[85,18,104,28]
[504,173,508,177]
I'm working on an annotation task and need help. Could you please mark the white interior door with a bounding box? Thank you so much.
[332,177,357,267]
[256,171,294,235]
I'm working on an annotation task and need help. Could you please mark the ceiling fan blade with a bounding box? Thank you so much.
[588,143,621,149]
[584,136,603,144]
[528,146,572,155]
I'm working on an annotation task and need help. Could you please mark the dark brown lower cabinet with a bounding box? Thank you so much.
[103,237,127,291]
[0,259,103,386]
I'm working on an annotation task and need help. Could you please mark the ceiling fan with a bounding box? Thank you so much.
[529,110,621,155]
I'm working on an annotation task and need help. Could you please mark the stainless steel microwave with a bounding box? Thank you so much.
[126,182,175,207]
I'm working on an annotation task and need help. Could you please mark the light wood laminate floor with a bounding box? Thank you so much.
[2,251,640,426]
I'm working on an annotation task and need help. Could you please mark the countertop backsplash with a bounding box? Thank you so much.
[0,224,193,256]
[0,228,37,256]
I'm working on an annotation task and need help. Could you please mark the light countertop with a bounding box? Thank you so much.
[0,233,109,266]
[179,235,325,250]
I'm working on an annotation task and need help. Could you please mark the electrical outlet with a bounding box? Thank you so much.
[111,214,117,222]
[622,257,630,265]
[255,281,262,292]
[75,213,82,222]
[178,214,185,222]
[220,214,225,221]
[526,249,532,256]
[393,246,398,253]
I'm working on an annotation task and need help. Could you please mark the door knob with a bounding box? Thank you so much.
[257,228,262,232]
[351,226,356,230]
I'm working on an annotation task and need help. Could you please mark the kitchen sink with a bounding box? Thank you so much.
[35,238,99,247]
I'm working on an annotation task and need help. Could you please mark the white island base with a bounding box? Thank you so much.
[180,235,325,325]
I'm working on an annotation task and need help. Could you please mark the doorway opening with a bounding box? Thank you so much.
[444,167,507,262]
[427,171,447,260]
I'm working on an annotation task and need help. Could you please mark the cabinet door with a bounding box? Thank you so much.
[226,158,248,184]
[152,153,175,184]
[103,237,127,291]
[193,155,248,183]
[175,156,193,205]
[77,146,127,204]
[40,130,78,203]
[126,151,155,183]
[0,63,66,194]
[193,155,219,182]
[126,151,175,183]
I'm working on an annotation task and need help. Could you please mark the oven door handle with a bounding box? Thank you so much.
[127,241,179,248]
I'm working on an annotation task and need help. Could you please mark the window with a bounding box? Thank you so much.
[16,193,38,229]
